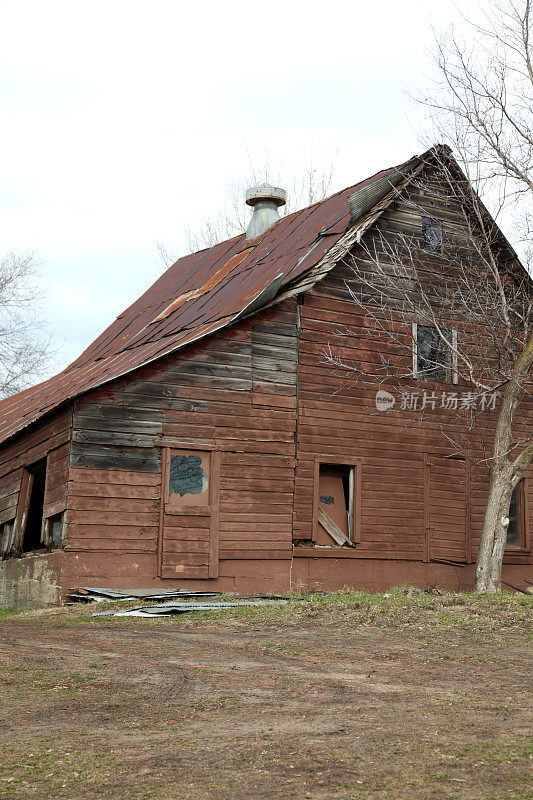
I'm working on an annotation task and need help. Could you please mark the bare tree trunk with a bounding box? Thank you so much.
[474,335,533,592]
[474,466,514,592]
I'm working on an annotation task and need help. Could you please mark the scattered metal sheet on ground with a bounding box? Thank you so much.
[69,587,223,603]
[93,600,288,618]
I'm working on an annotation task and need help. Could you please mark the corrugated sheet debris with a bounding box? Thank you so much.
[68,587,223,603]
[93,599,289,617]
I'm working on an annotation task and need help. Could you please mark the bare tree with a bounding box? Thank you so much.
[326,0,532,593]
[425,0,532,245]
[0,252,51,398]
[183,179,250,254]
[419,0,532,592]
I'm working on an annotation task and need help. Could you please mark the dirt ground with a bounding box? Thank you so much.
[0,591,531,800]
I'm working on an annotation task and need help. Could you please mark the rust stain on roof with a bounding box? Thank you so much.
[153,246,256,322]
[0,153,427,447]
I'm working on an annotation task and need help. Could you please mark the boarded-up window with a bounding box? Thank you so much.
[506,481,525,548]
[168,451,210,508]
[421,216,442,253]
[168,453,209,505]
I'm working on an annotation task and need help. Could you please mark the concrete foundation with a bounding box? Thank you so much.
[0,551,64,610]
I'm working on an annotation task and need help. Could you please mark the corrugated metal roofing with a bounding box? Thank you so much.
[0,152,426,447]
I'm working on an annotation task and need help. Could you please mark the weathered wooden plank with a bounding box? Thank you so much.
[69,510,159,526]
[69,496,159,513]
[69,467,161,485]
[65,538,156,552]
[160,528,211,542]
[163,514,211,529]
[69,481,160,500]
[161,564,209,578]
[161,552,210,566]
[0,505,18,525]
[67,523,157,539]
[70,443,161,473]
[72,429,157,449]
[162,540,211,553]
[218,549,291,560]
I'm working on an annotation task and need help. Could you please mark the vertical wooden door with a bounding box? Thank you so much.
[426,456,469,563]
[159,448,220,579]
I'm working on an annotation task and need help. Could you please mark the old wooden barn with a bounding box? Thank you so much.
[0,145,531,606]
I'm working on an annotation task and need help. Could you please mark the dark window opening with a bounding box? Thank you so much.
[50,512,65,548]
[417,324,450,382]
[0,519,14,556]
[421,216,442,252]
[316,463,354,546]
[22,460,47,552]
[507,481,525,548]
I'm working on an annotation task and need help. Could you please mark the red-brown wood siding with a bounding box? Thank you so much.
[292,178,533,566]
[67,301,298,578]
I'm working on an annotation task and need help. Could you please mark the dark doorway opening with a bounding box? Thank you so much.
[22,460,47,552]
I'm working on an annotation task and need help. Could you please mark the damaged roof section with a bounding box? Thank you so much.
[152,246,256,323]
[0,150,435,447]
[348,156,421,223]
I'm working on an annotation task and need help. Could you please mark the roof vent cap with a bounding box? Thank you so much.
[245,183,286,239]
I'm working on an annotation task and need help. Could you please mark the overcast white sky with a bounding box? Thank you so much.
[1,0,487,375]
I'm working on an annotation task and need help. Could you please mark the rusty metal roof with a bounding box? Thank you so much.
[0,152,426,447]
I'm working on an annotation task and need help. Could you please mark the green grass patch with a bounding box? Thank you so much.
[0,608,25,619]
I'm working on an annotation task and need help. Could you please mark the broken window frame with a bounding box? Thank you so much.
[12,466,35,555]
[506,479,529,550]
[15,459,47,554]
[23,459,48,552]
[41,445,69,549]
[421,216,442,253]
[4,448,68,558]
[43,511,66,549]
[312,456,362,547]
[0,519,15,558]
[412,322,458,384]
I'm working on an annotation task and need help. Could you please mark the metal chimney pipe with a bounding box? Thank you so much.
[245,183,286,239]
